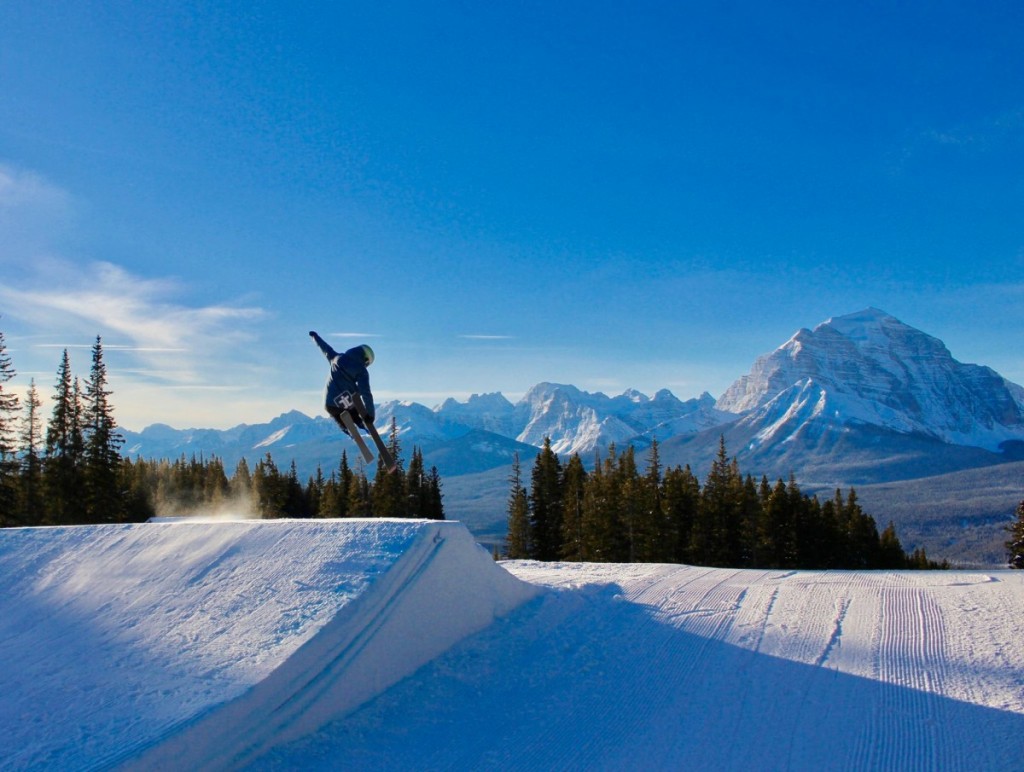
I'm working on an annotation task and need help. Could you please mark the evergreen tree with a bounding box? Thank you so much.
[372,419,406,517]
[559,454,587,561]
[82,337,124,522]
[0,327,19,525]
[1006,500,1024,569]
[759,479,798,568]
[230,457,254,512]
[843,489,881,569]
[308,466,326,516]
[403,447,432,519]
[878,521,906,569]
[505,453,531,559]
[347,467,371,517]
[120,457,155,522]
[615,446,641,562]
[17,380,44,526]
[282,461,306,516]
[694,438,744,566]
[44,350,85,524]
[425,465,445,520]
[634,440,666,562]
[580,446,624,562]
[662,464,700,564]
[328,452,354,518]
[529,438,563,560]
[252,453,287,517]
[203,457,230,507]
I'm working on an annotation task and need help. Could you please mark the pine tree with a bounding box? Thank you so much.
[347,467,371,517]
[82,337,124,522]
[44,350,85,524]
[694,438,744,566]
[230,457,254,513]
[843,489,881,569]
[425,465,445,520]
[252,453,286,517]
[17,380,44,526]
[283,461,306,516]
[616,446,641,562]
[1006,500,1024,569]
[878,521,906,569]
[529,438,563,560]
[505,453,531,559]
[0,326,20,525]
[404,447,427,518]
[559,454,587,560]
[759,478,798,568]
[634,441,665,562]
[581,446,624,562]
[333,452,354,517]
[372,419,406,517]
[662,464,700,564]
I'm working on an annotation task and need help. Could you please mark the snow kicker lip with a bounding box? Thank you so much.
[119,521,539,771]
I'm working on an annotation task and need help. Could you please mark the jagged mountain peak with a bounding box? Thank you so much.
[718,309,1024,451]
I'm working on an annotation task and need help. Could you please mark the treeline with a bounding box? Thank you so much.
[126,442,444,522]
[0,329,443,526]
[506,438,946,570]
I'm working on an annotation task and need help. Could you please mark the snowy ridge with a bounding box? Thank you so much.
[510,382,728,455]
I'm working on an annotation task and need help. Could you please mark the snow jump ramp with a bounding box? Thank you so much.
[0,519,538,770]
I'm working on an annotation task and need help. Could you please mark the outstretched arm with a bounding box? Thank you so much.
[309,331,337,360]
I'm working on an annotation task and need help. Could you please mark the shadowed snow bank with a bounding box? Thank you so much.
[0,519,538,770]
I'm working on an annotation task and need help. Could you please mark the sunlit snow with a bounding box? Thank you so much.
[2,519,1022,770]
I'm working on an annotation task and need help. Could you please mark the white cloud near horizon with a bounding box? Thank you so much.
[0,161,283,428]
[0,260,265,382]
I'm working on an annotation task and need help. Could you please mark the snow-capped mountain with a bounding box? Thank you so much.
[121,384,718,478]
[121,309,1024,483]
[717,308,1024,452]
[510,383,730,454]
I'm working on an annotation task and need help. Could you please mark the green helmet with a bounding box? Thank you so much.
[360,344,375,366]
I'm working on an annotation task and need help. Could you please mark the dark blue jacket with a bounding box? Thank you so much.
[310,332,375,421]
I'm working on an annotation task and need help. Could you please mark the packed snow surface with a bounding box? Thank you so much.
[0,519,536,770]
[3,519,1024,770]
[257,561,1024,771]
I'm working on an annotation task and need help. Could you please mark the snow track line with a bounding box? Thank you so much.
[814,596,850,668]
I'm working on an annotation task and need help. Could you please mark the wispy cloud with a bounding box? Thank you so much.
[0,260,264,384]
[0,162,275,428]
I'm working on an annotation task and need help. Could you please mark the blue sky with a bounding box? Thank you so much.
[1,1,1022,430]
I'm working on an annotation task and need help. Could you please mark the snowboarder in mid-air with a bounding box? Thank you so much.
[309,330,396,471]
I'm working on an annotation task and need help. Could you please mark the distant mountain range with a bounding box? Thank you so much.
[121,308,1024,565]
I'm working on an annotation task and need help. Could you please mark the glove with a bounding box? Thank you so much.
[309,331,317,338]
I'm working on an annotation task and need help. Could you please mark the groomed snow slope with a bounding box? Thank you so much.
[4,521,1024,770]
[0,519,538,770]
[257,562,1024,771]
